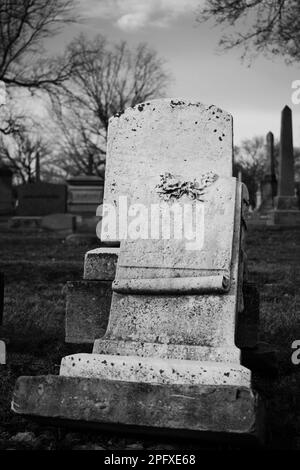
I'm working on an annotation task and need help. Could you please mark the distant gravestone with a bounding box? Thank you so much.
[16,182,67,216]
[67,176,104,215]
[272,106,300,225]
[277,106,294,199]
[0,166,14,215]
[260,132,277,213]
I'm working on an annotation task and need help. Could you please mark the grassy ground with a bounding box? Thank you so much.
[0,223,299,450]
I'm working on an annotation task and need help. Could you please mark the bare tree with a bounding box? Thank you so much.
[0,123,54,183]
[51,34,171,176]
[0,0,77,92]
[197,0,300,62]
[233,136,273,207]
[235,136,268,177]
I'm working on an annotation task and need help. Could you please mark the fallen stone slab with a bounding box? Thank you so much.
[12,375,265,444]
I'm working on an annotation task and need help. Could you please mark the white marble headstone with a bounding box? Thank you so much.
[102,99,233,244]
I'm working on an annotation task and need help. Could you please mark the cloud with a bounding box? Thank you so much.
[81,0,200,32]
[116,12,149,32]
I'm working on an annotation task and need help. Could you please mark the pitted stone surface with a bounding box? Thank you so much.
[12,375,263,441]
[93,339,240,363]
[84,248,119,280]
[116,177,236,275]
[103,99,233,243]
[103,292,237,347]
[60,354,250,387]
[112,275,230,295]
[99,181,243,352]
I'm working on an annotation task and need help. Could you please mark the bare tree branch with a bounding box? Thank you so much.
[50,34,171,177]
[0,113,57,183]
[0,0,78,90]
[197,0,300,62]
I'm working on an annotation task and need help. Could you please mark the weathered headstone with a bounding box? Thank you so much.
[260,132,277,213]
[0,166,14,215]
[16,182,67,216]
[272,106,300,224]
[278,106,294,198]
[67,175,104,216]
[12,100,264,442]
[267,131,277,199]
[67,175,104,238]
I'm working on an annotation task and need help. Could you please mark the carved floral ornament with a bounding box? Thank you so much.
[155,171,218,202]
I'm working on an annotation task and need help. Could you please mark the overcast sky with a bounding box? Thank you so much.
[48,0,300,146]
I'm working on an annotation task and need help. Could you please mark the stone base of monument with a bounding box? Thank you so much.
[83,247,119,280]
[64,279,260,348]
[65,245,260,349]
[64,247,117,343]
[12,373,264,444]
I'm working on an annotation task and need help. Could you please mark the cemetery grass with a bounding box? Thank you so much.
[0,226,299,450]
